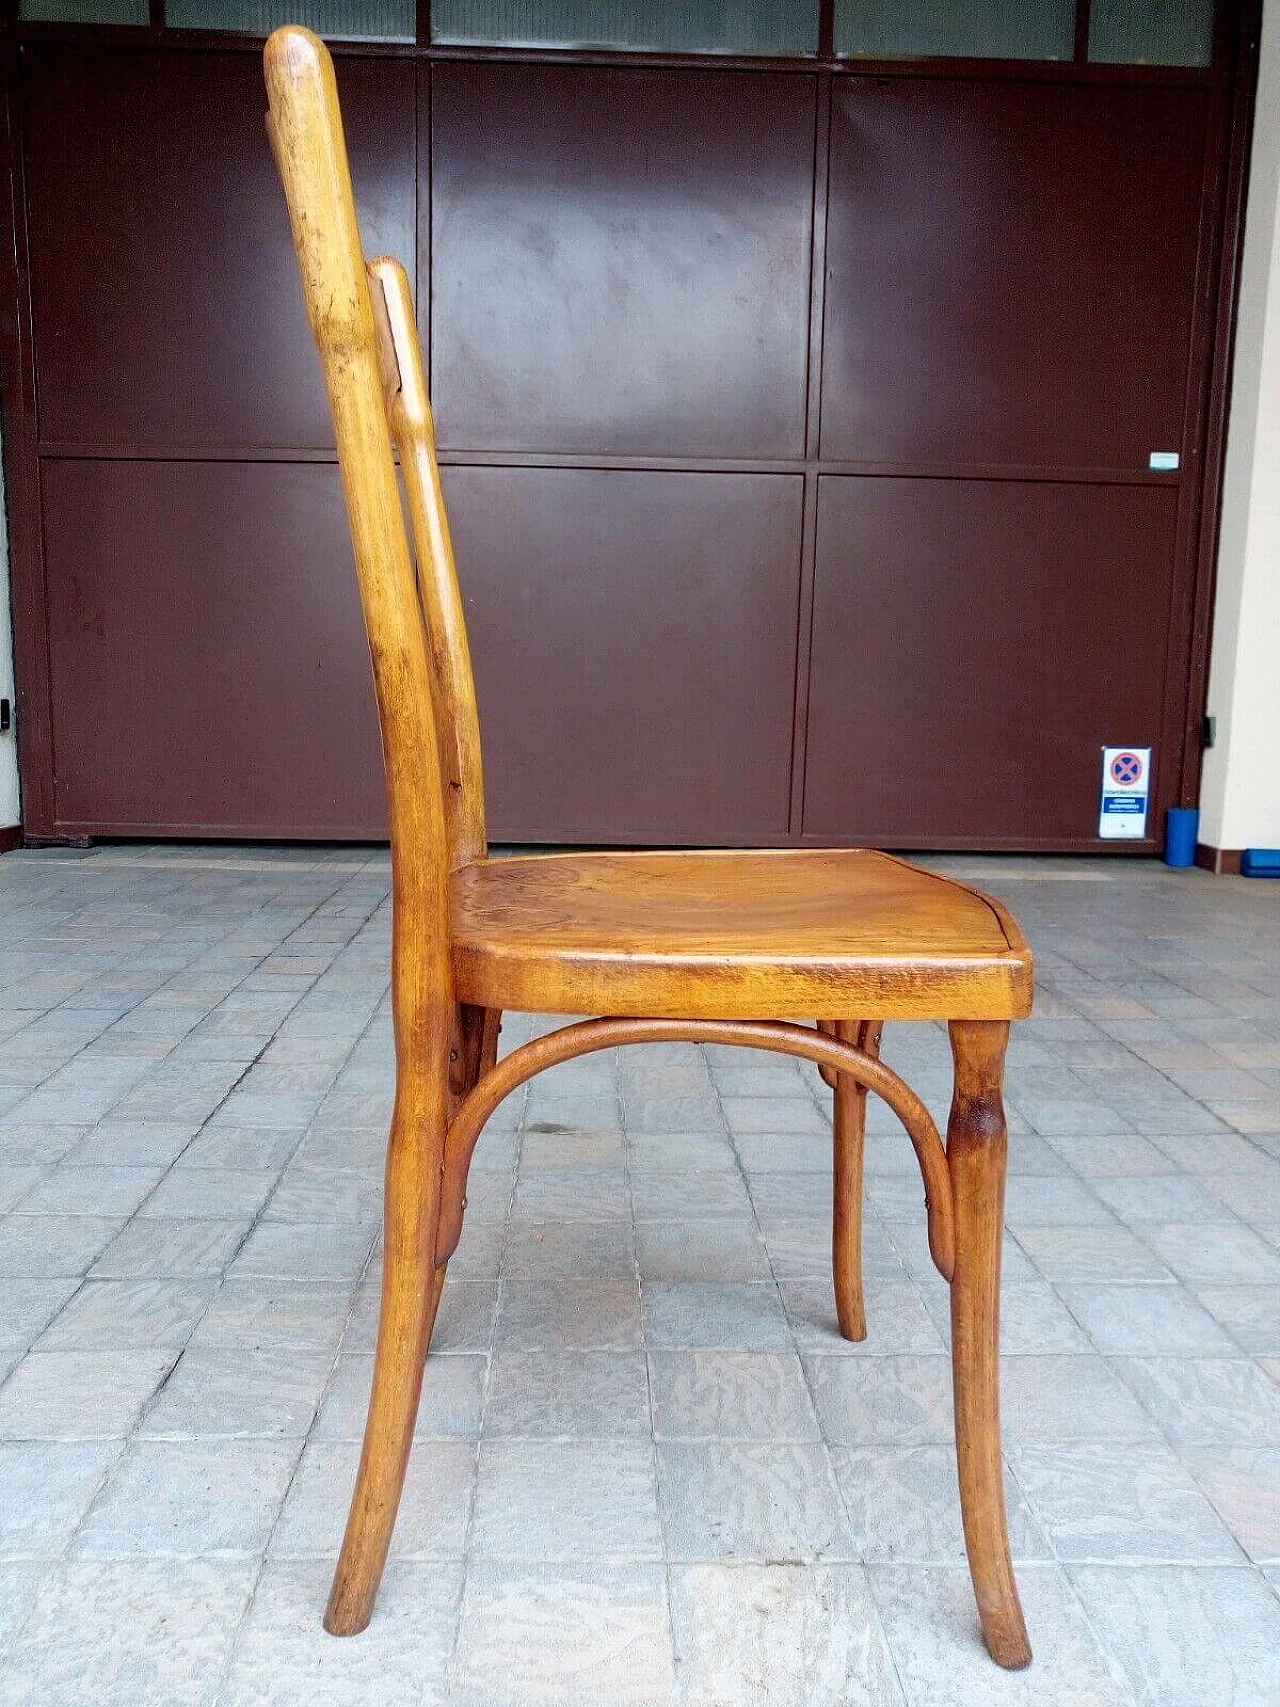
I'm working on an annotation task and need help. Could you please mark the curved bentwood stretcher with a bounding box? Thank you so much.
[264,25,1036,1671]
[437,1017,957,1280]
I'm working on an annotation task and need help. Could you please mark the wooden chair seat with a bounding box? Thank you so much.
[452,847,1032,1019]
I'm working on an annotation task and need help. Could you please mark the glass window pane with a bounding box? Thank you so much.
[166,1,415,39]
[836,0,1073,60]
[20,2,147,20]
[1089,0,1214,66]
[432,2,820,55]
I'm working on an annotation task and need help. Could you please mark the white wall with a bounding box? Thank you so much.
[1201,0,1280,853]
[0,421,20,830]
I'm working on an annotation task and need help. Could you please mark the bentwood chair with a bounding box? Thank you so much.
[265,26,1035,1670]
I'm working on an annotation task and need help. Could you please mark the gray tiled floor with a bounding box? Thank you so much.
[0,846,1278,1705]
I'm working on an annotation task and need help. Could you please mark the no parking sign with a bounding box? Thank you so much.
[1099,746,1151,840]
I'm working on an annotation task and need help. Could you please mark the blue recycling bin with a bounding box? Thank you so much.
[1165,807,1199,868]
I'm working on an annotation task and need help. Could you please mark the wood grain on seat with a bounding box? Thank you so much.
[452,848,1032,1019]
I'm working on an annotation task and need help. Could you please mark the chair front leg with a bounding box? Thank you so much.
[832,1019,881,1342]
[946,1019,1031,1670]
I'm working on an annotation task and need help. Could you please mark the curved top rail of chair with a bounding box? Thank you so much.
[436,1015,956,1280]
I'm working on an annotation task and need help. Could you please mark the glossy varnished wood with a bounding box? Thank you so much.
[434,1017,957,1284]
[265,30,455,1639]
[947,1019,1031,1669]
[833,1018,881,1341]
[264,25,1035,1667]
[368,255,486,870]
[451,849,1032,1020]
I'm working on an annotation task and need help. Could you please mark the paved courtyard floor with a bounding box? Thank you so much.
[0,845,1278,1705]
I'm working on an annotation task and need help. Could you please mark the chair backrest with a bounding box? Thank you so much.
[263,25,486,883]
[266,24,484,1102]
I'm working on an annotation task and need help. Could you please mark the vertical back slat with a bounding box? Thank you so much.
[369,255,487,869]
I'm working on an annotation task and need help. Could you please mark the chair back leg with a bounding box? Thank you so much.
[325,1004,499,1634]
[946,1019,1032,1670]
[832,1018,882,1341]
[324,1085,449,1636]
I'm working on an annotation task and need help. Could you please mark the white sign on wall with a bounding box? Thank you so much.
[1099,746,1151,840]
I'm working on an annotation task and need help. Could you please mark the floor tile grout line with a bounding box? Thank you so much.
[701,1038,908,1694]
[0,861,388,1673]
[616,1035,681,1695]
[86,872,389,1435]
[0,1430,129,1665]
[773,1015,924,1707]
[203,1257,372,1704]
[3,852,1280,1699]
[202,867,395,1707]
[443,1066,526,1705]
[1021,929,1280,1155]
[11,857,344,1089]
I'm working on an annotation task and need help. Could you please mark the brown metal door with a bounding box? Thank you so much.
[20,43,409,837]
[803,77,1209,846]
[1,25,1250,847]
[428,59,817,841]
[444,466,803,843]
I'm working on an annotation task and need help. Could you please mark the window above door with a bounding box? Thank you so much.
[14,0,1221,70]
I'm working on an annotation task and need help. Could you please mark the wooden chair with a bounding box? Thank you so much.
[264,26,1034,1670]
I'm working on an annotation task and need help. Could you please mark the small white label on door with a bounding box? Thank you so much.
[1099,747,1151,840]
[1149,451,1180,471]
